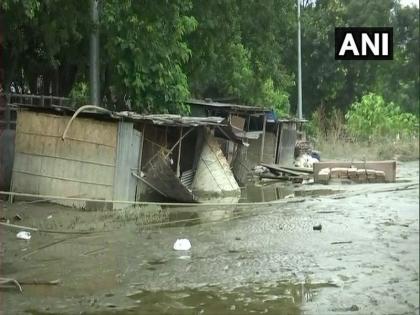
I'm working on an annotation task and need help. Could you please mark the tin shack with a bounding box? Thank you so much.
[10,105,244,209]
[187,99,305,184]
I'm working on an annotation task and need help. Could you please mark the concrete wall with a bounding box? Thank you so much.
[11,111,118,208]
[192,130,240,199]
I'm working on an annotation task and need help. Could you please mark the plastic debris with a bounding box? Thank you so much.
[313,224,322,231]
[47,215,53,220]
[173,239,191,251]
[16,231,31,240]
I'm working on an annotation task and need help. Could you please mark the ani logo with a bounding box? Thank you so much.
[335,27,393,60]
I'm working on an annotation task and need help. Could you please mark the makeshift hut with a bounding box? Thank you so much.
[186,99,306,184]
[9,105,244,209]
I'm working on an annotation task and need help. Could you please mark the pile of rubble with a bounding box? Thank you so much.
[317,167,386,184]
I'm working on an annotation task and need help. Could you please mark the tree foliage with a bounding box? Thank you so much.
[345,93,418,140]
[1,0,418,117]
[299,0,419,115]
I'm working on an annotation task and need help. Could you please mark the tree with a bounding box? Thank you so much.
[185,0,295,114]
[297,0,418,116]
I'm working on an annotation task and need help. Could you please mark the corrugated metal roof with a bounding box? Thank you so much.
[115,111,226,127]
[187,99,269,113]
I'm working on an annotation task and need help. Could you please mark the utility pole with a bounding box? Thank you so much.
[90,0,100,105]
[297,0,303,119]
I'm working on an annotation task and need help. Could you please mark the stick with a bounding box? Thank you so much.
[18,279,60,285]
[62,105,112,140]
[331,241,353,245]
[22,235,81,259]
[0,221,96,235]
[0,278,22,292]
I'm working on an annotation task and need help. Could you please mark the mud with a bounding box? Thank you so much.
[0,161,418,314]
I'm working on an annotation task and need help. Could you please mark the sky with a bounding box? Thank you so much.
[400,0,419,7]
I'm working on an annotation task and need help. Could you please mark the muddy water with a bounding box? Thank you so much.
[0,161,418,314]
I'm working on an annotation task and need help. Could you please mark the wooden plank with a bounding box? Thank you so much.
[259,114,266,163]
[261,163,307,176]
[276,165,314,174]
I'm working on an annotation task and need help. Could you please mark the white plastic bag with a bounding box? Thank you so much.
[173,239,191,251]
[16,231,31,240]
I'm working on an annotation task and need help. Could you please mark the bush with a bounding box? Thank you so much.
[304,105,346,143]
[345,93,418,141]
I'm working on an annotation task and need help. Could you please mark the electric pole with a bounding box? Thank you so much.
[90,0,100,105]
[297,0,303,119]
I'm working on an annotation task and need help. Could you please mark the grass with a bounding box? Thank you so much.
[314,137,419,161]
[306,106,419,162]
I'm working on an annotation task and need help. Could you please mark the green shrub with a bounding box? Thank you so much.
[304,105,346,143]
[345,93,418,141]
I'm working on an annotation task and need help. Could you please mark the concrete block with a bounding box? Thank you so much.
[331,167,349,178]
[317,168,331,183]
[314,160,396,183]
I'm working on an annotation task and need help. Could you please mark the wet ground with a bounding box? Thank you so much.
[0,161,418,314]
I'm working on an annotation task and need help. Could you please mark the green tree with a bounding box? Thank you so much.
[345,93,418,140]
[101,0,196,113]
[297,0,418,116]
[185,0,295,114]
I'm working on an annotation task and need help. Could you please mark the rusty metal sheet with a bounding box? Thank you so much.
[143,154,196,203]
[276,123,297,166]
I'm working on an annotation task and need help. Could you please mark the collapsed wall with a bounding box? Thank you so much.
[192,130,241,200]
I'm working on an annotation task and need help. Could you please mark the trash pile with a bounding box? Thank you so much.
[294,140,320,169]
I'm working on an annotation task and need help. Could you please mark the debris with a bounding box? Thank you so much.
[262,163,308,177]
[294,153,319,169]
[13,214,23,221]
[313,224,322,231]
[0,221,94,235]
[173,239,191,251]
[18,279,61,285]
[253,165,269,174]
[278,165,314,174]
[331,241,352,245]
[0,217,9,223]
[349,305,360,311]
[47,215,53,220]
[0,277,22,292]
[16,231,31,240]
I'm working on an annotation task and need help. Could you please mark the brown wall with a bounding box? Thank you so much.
[12,111,118,207]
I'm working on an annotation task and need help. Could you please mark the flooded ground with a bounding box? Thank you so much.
[0,161,418,314]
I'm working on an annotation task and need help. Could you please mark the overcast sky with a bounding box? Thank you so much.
[399,0,419,7]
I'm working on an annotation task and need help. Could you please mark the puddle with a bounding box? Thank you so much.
[23,281,338,315]
[240,182,339,203]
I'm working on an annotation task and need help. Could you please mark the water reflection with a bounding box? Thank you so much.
[31,280,336,315]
